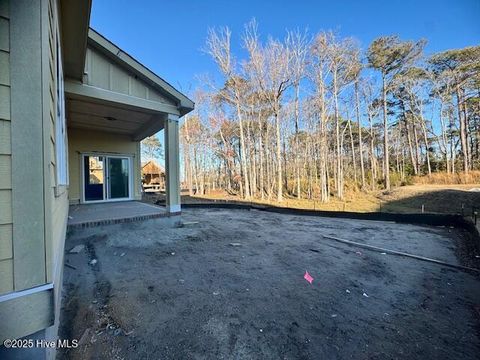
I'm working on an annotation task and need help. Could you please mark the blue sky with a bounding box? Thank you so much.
[91,0,479,97]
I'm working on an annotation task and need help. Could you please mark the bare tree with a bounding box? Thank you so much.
[286,29,310,199]
[205,26,251,198]
[184,22,479,207]
[244,21,293,201]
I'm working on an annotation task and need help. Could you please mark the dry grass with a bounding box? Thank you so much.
[143,178,479,216]
[187,190,381,212]
[177,183,480,216]
[412,171,480,185]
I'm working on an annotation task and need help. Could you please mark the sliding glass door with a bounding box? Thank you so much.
[107,157,130,199]
[83,154,131,202]
[84,156,105,201]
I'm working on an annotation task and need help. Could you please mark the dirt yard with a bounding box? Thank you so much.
[59,208,480,359]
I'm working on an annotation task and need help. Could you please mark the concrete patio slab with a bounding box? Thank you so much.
[67,201,168,229]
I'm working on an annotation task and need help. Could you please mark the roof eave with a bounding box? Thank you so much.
[60,0,92,81]
[88,28,194,116]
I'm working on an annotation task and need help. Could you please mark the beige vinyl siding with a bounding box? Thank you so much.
[0,52,9,84]
[68,128,142,204]
[0,0,13,295]
[43,0,69,284]
[84,46,175,105]
[0,120,10,154]
[0,85,10,119]
[0,15,8,52]
[0,259,13,294]
[0,189,11,221]
[0,224,12,260]
[0,155,11,188]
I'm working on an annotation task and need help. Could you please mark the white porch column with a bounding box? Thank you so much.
[164,114,181,214]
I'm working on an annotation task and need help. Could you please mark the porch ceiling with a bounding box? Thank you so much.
[66,95,166,140]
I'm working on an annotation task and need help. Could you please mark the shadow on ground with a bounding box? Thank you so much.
[379,188,480,215]
[146,186,480,216]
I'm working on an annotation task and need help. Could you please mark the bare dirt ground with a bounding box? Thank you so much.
[59,208,480,359]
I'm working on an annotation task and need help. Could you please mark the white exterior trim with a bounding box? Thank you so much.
[166,204,181,213]
[0,283,54,303]
[55,14,68,186]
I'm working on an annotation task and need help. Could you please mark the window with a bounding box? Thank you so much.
[55,27,68,186]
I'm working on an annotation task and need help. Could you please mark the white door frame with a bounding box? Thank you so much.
[81,153,133,204]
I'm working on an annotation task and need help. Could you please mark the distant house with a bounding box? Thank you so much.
[0,0,193,358]
[142,160,166,191]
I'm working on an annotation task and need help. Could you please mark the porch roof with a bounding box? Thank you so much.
[87,29,194,115]
[64,27,194,141]
[65,82,173,141]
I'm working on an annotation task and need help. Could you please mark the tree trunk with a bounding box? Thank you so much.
[382,72,390,190]
[259,121,265,200]
[355,81,366,188]
[413,122,421,174]
[368,112,377,190]
[275,107,283,202]
[235,101,251,198]
[406,120,418,175]
[294,82,301,198]
[333,70,343,199]
[456,86,469,173]
[266,123,272,200]
[283,137,288,193]
[348,118,357,184]
[421,120,432,176]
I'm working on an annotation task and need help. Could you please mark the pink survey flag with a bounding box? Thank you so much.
[304,271,314,284]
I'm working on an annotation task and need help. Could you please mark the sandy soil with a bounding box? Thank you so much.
[59,208,480,359]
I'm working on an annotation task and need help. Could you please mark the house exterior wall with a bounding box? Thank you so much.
[0,0,67,347]
[68,128,142,204]
[0,0,13,296]
[42,1,69,345]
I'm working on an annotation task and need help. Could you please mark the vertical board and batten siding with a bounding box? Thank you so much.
[84,47,175,106]
[0,0,13,295]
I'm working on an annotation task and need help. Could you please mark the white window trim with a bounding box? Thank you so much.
[55,19,68,188]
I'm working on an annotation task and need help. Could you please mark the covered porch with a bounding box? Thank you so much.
[64,29,193,218]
